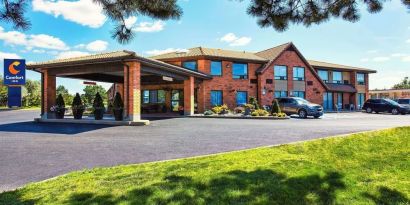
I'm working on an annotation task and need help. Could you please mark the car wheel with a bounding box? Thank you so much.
[392,108,399,115]
[298,109,307,119]
[366,108,372,113]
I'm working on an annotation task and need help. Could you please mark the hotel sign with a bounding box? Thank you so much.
[163,76,173,82]
[4,59,26,85]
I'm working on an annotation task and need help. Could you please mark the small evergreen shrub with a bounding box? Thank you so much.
[113,92,124,109]
[212,104,228,114]
[251,109,269,116]
[56,94,65,108]
[271,99,281,115]
[72,93,84,109]
[92,92,104,110]
[249,97,260,110]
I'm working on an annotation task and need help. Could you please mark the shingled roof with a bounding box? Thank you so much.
[150,47,268,62]
[308,60,377,73]
[254,42,292,60]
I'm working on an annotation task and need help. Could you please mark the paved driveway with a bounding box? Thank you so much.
[0,110,409,192]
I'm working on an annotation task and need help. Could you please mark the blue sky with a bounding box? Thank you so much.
[0,0,409,94]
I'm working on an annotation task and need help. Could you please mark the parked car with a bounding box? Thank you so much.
[277,97,324,118]
[362,99,410,115]
[397,98,410,106]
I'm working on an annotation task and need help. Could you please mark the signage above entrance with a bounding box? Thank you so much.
[163,76,173,82]
[4,59,26,85]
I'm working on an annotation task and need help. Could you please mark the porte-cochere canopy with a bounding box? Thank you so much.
[27,50,211,123]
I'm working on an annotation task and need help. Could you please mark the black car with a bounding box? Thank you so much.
[397,98,410,106]
[362,99,410,115]
[277,97,323,118]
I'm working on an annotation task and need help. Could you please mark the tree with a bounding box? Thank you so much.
[392,77,410,89]
[82,85,107,107]
[22,79,41,107]
[0,75,7,107]
[56,85,73,107]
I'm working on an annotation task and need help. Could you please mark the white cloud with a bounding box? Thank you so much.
[220,33,252,46]
[407,39,410,43]
[32,0,106,28]
[134,21,165,32]
[391,53,407,57]
[0,26,69,50]
[146,48,189,56]
[372,56,390,62]
[0,51,21,60]
[360,58,369,62]
[366,50,378,54]
[74,44,85,49]
[85,40,108,52]
[124,16,138,28]
[56,51,89,59]
[402,56,410,62]
[33,49,46,54]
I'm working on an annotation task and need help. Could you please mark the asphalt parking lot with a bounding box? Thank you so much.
[1,110,409,192]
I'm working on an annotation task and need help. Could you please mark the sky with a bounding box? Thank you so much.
[0,0,409,94]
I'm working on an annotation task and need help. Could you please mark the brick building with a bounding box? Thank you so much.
[136,42,376,112]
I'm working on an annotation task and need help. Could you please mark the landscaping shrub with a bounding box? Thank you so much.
[249,96,260,110]
[234,106,245,114]
[113,92,124,121]
[251,109,269,116]
[203,110,214,116]
[212,104,229,114]
[54,94,66,119]
[92,92,105,120]
[71,93,85,119]
[271,99,282,114]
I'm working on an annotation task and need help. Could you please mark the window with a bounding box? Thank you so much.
[357,73,365,85]
[274,65,287,80]
[232,63,248,79]
[318,70,329,82]
[293,91,305,99]
[182,61,197,71]
[332,71,342,84]
[142,90,166,104]
[236,91,247,105]
[293,67,305,81]
[210,90,223,106]
[274,91,288,98]
[210,61,222,76]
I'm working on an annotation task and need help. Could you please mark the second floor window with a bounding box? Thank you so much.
[318,70,329,83]
[182,61,197,71]
[332,71,342,84]
[274,65,287,80]
[293,67,305,81]
[210,61,222,76]
[357,73,365,85]
[232,63,248,79]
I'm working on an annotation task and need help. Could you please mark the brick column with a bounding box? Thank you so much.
[125,61,141,121]
[42,70,56,119]
[184,76,195,115]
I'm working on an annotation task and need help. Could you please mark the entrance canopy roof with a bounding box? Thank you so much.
[27,50,211,83]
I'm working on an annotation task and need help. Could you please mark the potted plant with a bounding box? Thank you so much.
[112,92,124,121]
[52,94,66,119]
[72,93,85,119]
[271,99,282,116]
[178,106,184,115]
[93,92,105,120]
[249,96,260,110]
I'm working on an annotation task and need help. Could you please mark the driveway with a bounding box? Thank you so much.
[0,110,409,192]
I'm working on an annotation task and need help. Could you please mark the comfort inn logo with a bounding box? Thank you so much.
[4,59,26,85]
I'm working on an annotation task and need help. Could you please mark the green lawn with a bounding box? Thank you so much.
[1,128,409,205]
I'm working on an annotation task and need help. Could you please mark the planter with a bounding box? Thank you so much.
[94,108,105,120]
[55,108,66,119]
[113,108,124,121]
[244,108,251,116]
[179,110,184,115]
[72,108,85,120]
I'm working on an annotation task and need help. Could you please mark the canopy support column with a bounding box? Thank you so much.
[41,70,56,119]
[184,76,195,116]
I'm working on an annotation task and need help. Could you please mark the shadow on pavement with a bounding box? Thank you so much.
[0,121,115,135]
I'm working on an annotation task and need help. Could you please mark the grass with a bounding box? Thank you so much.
[1,128,409,205]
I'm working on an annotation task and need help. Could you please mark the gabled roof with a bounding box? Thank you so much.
[26,50,212,79]
[27,51,135,68]
[254,42,292,61]
[150,47,268,62]
[308,60,377,73]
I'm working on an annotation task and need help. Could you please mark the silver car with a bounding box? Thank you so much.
[277,97,324,118]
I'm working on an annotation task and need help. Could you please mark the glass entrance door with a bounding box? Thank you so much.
[323,92,333,111]
[336,93,343,110]
[171,90,184,112]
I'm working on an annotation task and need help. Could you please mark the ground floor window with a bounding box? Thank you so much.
[293,91,305,99]
[357,93,365,109]
[171,90,184,111]
[275,91,288,98]
[210,90,223,106]
[142,90,166,104]
[236,91,248,106]
[336,93,343,110]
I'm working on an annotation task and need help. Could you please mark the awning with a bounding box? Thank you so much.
[326,83,357,93]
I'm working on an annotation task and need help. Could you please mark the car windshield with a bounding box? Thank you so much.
[385,99,400,106]
[295,98,309,104]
